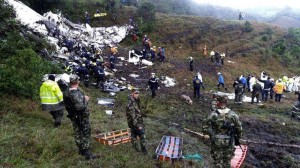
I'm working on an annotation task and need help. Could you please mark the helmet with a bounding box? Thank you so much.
[70,74,80,83]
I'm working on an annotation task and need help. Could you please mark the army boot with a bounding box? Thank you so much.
[81,149,97,160]
[131,139,140,152]
[141,146,148,155]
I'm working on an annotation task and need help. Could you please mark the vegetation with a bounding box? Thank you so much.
[1,0,300,167]
[0,0,61,99]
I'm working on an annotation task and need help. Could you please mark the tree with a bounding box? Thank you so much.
[137,2,156,22]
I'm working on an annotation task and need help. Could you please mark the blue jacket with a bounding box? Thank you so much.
[218,74,224,84]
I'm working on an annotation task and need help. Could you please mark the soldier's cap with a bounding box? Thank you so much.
[82,64,86,67]
[70,74,80,83]
[216,95,228,103]
[217,72,221,75]
[131,88,140,94]
[151,73,155,75]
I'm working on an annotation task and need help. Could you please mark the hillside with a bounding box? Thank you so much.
[1,2,300,168]
[269,16,300,29]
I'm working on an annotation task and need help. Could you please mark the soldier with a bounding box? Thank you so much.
[40,74,64,127]
[126,88,147,154]
[251,80,262,104]
[291,86,300,119]
[233,78,244,104]
[148,73,160,98]
[63,75,96,160]
[203,95,242,168]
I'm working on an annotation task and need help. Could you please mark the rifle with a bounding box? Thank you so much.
[224,121,243,151]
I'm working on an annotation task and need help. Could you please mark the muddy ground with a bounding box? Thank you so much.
[99,46,300,167]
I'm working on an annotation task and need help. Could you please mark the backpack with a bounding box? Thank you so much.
[235,83,244,95]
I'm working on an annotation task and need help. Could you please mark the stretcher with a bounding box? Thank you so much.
[155,136,183,161]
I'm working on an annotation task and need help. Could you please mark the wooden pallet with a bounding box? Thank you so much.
[93,128,131,146]
[231,145,248,168]
[155,136,183,161]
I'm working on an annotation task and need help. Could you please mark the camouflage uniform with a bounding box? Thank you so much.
[63,87,91,153]
[203,106,242,168]
[126,96,147,153]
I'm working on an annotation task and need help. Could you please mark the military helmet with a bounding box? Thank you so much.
[70,74,80,83]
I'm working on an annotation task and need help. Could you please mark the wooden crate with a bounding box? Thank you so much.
[155,136,183,161]
[93,128,131,146]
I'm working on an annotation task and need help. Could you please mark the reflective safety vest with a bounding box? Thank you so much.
[40,80,63,111]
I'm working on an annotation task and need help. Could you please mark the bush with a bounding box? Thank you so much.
[261,35,268,41]
[0,49,61,99]
[273,40,286,55]
[244,21,253,32]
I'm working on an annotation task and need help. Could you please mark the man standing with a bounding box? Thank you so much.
[251,81,262,104]
[233,78,244,104]
[193,75,201,99]
[189,57,193,71]
[40,74,64,127]
[63,75,96,160]
[148,73,160,98]
[202,95,242,168]
[217,72,227,91]
[126,88,147,154]
[291,85,300,119]
[273,78,285,102]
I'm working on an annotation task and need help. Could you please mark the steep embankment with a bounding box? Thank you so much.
[1,7,300,168]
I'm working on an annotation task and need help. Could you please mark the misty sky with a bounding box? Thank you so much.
[193,0,300,10]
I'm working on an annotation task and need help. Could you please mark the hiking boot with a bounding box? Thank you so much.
[141,147,148,155]
[81,149,97,160]
[54,122,61,128]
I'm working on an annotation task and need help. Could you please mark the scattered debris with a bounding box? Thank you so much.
[181,94,193,105]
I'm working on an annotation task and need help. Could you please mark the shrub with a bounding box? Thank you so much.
[0,49,61,99]
[273,40,286,55]
[261,35,268,41]
[244,21,253,32]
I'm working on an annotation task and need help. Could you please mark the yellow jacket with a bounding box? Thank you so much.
[40,80,64,111]
[273,82,285,94]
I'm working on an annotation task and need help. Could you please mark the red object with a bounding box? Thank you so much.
[132,34,138,42]
[155,136,183,161]
[231,145,248,168]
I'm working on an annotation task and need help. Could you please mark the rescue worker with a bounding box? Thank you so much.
[291,85,300,119]
[110,54,116,69]
[202,95,242,168]
[193,75,201,99]
[233,78,244,104]
[215,51,221,67]
[203,45,207,57]
[269,78,275,101]
[251,80,262,104]
[93,65,105,89]
[148,73,160,98]
[189,57,193,71]
[217,72,227,91]
[261,77,272,101]
[40,74,64,127]
[273,78,285,102]
[210,51,215,62]
[63,75,96,160]
[126,88,147,155]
